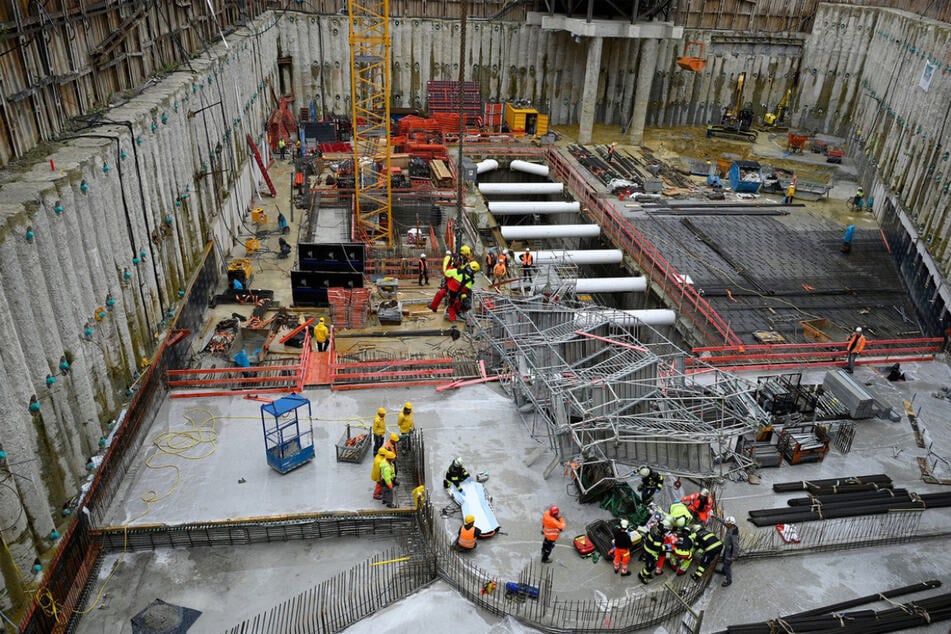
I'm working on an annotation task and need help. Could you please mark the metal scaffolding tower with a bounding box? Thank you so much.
[471,291,768,487]
[348,0,394,246]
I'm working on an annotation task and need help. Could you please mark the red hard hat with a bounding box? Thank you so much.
[549,505,560,516]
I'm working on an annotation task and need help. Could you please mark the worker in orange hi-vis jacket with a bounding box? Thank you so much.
[541,505,566,563]
[845,326,867,373]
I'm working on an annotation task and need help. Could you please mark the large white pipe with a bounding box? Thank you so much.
[533,249,624,264]
[579,309,677,327]
[574,277,647,293]
[476,159,499,174]
[500,224,601,240]
[489,201,581,215]
[478,182,564,195]
[510,160,550,177]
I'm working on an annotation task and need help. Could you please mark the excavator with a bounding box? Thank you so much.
[763,88,792,128]
[705,72,757,142]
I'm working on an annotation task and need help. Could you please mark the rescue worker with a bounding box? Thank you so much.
[371,446,387,500]
[636,466,664,504]
[681,488,715,525]
[429,265,464,314]
[690,524,723,581]
[784,182,796,204]
[519,247,534,285]
[721,516,740,587]
[278,138,286,159]
[380,450,397,509]
[638,521,666,584]
[656,527,680,575]
[493,254,508,284]
[449,261,480,321]
[853,186,864,210]
[457,244,473,268]
[443,457,469,491]
[372,407,387,454]
[667,499,694,529]
[541,505,566,563]
[845,326,867,373]
[610,518,633,575]
[441,250,454,279]
[454,514,482,551]
[313,317,330,352]
[672,529,694,576]
[417,253,429,286]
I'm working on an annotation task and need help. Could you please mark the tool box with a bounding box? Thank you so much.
[573,534,596,558]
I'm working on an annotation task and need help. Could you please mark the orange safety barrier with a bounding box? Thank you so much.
[547,149,741,347]
[688,337,942,373]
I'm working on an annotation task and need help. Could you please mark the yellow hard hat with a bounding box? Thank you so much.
[465,515,475,524]
[390,433,399,441]
[404,402,412,410]
[469,261,481,273]
[460,245,471,255]
[377,447,387,456]
[377,407,386,416]
[385,449,396,459]
[319,317,325,323]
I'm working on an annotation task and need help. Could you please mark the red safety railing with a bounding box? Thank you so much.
[331,356,457,391]
[166,330,310,398]
[546,150,742,347]
[688,337,943,373]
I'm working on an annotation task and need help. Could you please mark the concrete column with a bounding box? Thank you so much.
[578,36,604,144]
[628,38,659,145]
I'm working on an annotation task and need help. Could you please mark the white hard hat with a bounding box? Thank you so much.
[619,519,629,529]
[420,253,426,258]
[725,516,736,525]
[855,327,862,333]
[638,467,650,477]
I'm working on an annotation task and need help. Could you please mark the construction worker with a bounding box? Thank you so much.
[853,186,864,210]
[635,466,664,504]
[638,521,666,584]
[277,211,289,234]
[610,519,633,575]
[295,139,301,157]
[607,142,616,163]
[429,265,463,315]
[443,457,469,491]
[457,244,473,269]
[519,247,534,286]
[845,326,867,373]
[721,516,740,587]
[484,248,496,272]
[493,253,508,284]
[783,182,796,204]
[454,514,482,551]
[398,402,414,450]
[313,317,330,352]
[441,250,454,279]
[417,253,429,286]
[380,450,397,509]
[672,529,694,576]
[541,505,566,563]
[383,432,400,462]
[371,447,387,500]
[689,524,723,581]
[278,138,286,159]
[372,407,387,454]
[667,499,694,529]
[681,488,715,525]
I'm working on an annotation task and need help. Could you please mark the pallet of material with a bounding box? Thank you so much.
[430,160,453,186]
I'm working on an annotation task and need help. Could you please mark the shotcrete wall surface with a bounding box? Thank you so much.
[0,17,279,594]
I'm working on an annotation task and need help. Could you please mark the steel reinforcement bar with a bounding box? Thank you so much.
[546,148,742,347]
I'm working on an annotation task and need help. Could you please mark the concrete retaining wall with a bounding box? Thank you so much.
[0,16,278,596]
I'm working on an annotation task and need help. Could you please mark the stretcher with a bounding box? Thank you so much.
[449,477,500,537]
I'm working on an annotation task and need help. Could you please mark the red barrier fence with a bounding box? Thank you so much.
[546,149,742,347]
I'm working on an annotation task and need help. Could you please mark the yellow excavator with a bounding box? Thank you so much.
[764,88,792,127]
[706,72,757,142]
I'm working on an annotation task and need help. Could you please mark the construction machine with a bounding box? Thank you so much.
[705,72,757,142]
[763,88,792,128]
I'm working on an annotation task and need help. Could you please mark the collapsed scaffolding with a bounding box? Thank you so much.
[473,290,770,494]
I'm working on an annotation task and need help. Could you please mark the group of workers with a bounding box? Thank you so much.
[635,514,739,587]
[369,403,416,508]
[485,247,533,285]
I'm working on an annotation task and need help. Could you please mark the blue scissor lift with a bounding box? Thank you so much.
[260,393,315,474]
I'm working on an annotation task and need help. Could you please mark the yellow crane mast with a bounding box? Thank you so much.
[348,0,393,246]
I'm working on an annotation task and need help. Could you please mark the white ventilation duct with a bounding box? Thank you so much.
[574,277,647,293]
[476,159,499,174]
[488,201,581,215]
[478,182,564,195]
[579,309,677,327]
[533,249,624,264]
[510,160,550,177]
[500,225,601,240]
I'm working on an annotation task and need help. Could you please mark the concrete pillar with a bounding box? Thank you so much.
[629,38,659,146]
[578,36,604,144]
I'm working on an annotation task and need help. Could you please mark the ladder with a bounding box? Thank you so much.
[245,134,277,197]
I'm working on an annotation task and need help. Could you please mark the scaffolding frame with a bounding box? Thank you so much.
[473,291,768,483]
